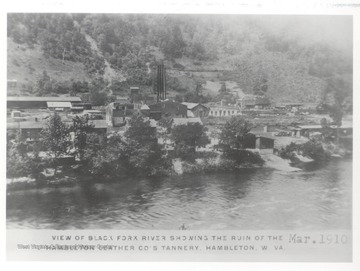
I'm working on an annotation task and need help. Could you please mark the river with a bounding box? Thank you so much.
[6,159,352,230]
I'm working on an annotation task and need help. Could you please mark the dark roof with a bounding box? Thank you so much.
[8,96,82,102]
[149,100,187,109]
[8,119,108,130]
[112,109,135,117]
[109,101,133,108]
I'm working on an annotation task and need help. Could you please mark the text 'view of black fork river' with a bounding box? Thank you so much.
[6,160,352,230]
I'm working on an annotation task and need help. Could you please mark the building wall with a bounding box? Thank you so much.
[105,106,113,126]
[149,102,187,118]
[256,137,275,149]
[300,128,323,137]
[209,107,240,117]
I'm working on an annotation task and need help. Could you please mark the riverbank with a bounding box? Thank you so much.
[5,154,293,192]
[7,143,350,191]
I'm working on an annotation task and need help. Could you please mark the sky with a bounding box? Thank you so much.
[253,15,353,55]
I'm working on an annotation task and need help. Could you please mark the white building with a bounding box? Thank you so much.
[208,105,241,117]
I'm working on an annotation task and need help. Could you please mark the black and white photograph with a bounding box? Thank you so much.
[3,3,356,264]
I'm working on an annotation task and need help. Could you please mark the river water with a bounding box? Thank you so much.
[6,160,352,230]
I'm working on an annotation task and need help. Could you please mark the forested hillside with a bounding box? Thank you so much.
[7,13,352,111]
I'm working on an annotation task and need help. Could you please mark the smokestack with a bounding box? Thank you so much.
[156,64,166,103]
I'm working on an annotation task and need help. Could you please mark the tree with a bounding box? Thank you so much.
[171,122,210,159]
[72,115,95,161]
[86,78,110,106]
[219,116,253,154]
[301,139,330,162]
[253,78,268,96]
[83,132,129,179]
[35,70,53,95]
[7,131,44,181]
[124,115,167,175]
[218,82,227,94]
[320,117,335,142]
[163,24,186,58]
[323,76,352,143]
[41,113,71,162]
[124,114,157,145]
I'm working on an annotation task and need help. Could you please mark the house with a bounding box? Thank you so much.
[106,102,135,127]
[298,121,353,138]
[148,100,187,120]
[245,132,275,150]
[239,95,271,110]
[181,102,210,118]
[255,136,275,149]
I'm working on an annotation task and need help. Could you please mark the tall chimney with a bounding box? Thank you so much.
[156,64,166,103]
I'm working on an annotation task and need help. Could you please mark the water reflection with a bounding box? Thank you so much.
[7,160,352,230]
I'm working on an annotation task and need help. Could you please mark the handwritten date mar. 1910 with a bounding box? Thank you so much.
[288,233,349,245]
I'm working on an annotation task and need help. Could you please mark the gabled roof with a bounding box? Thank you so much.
[181,102,199,109]
[140,104,150,110]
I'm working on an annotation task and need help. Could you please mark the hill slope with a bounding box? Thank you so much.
[7,13,352,109]
[7,38,91,89]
